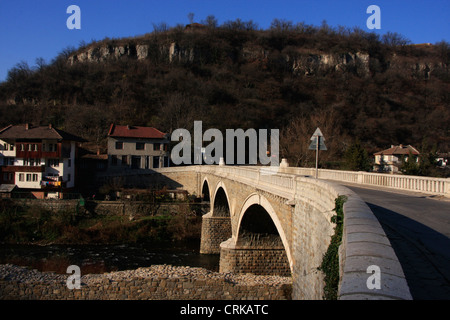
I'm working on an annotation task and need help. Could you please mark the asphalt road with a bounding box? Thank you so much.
[341,184,450,300]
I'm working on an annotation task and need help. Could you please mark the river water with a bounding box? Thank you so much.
[0,240,220,275]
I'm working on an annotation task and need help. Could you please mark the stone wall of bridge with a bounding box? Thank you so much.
[200,213,232,254]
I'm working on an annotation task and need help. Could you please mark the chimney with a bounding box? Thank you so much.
[127,125,130,130]
[25,123,29,130]
[400,144,403,148]
[49,124,52,129]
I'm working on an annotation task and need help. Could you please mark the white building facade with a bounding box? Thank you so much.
[107,124,170,171]
[0,124,82,198]
[373,144,420,173]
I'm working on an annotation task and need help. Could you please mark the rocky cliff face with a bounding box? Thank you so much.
[67,40,446,79]
[291,51,370,76]
[68,44,150,63]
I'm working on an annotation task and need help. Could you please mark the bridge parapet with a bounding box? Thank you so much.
[280,167,450,197]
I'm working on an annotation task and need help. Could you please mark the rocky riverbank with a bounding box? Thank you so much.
[0,264,292,300]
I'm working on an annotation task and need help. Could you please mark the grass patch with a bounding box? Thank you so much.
[318,195,347,300]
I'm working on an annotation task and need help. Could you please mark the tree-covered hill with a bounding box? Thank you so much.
[0,19,449,170]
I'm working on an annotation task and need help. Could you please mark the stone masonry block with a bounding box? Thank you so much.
[339,271,412,300]
[342,255,406,278]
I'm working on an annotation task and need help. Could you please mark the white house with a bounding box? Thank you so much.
[373,144,420,173]
[107,124,170,170]
[0,124,84,198]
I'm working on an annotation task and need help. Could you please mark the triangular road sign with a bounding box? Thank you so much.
[310,127,325,140]
[309,128,327,150]
[309,139,327,151]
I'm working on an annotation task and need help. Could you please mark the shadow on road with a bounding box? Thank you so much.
[367,203,450,300]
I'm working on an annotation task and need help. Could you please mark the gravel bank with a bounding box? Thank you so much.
[0,264,292,300]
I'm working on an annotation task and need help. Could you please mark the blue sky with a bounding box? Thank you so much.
[0,0,449,82]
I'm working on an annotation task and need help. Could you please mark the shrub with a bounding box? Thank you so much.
[319,195,346,300]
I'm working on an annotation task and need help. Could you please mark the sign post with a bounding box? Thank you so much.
[308,128,327,179]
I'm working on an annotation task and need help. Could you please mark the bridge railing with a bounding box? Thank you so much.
[280,167,450,197]
[200,165,298,200]
[160,165,449,197]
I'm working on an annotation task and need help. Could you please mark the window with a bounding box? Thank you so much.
[26,174,32,182]
[131,156,141,169]
[3,173,8,181]
[20,144,24,151]
[48,143,57,152]
[136,142,145,150]
[32,174,38,182]
[4,157,14,166]
[47,159,59,167]
[121,155,128,166]
[153,156,160,168]
[34,144,38,151]
[68,174,71,182]
[28,144,32,151]
[9,144,14,151]
[111,155,118,166]
[68,159,72,167]
[19,174,24,182]
[115,141,123,150]
[153,143,161,151]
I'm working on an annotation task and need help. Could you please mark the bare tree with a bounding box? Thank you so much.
[202,15,218,28]
[280,106,349,167]
[187,12,195,24]
[382,32,411,47]
[152,22,169,33]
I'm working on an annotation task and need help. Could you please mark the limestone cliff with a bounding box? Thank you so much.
[67,38,446,79]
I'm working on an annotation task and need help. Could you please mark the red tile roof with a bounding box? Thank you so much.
[374,145,420,156]
[108,124,167,139]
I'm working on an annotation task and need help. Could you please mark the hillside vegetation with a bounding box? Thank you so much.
[0,19,449,170]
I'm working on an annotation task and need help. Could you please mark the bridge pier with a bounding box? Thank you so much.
[199,212,232,254]
[219,238,291,277]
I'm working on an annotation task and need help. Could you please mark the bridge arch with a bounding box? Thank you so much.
[236,193,293,272]
[200,180,233,254]
[212,181,232,217]
[201,177,211,202]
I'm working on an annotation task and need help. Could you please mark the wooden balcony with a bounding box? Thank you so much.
[1,165,45,173]
[15,142,70,159]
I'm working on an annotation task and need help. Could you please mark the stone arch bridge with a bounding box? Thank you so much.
[143,165,438,300]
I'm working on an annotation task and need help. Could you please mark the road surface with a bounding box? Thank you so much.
[342,183,450,300]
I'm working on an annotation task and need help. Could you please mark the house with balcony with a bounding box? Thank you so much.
[0,124,85,199]
[107,124,170,171]
[373,144,420,173]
